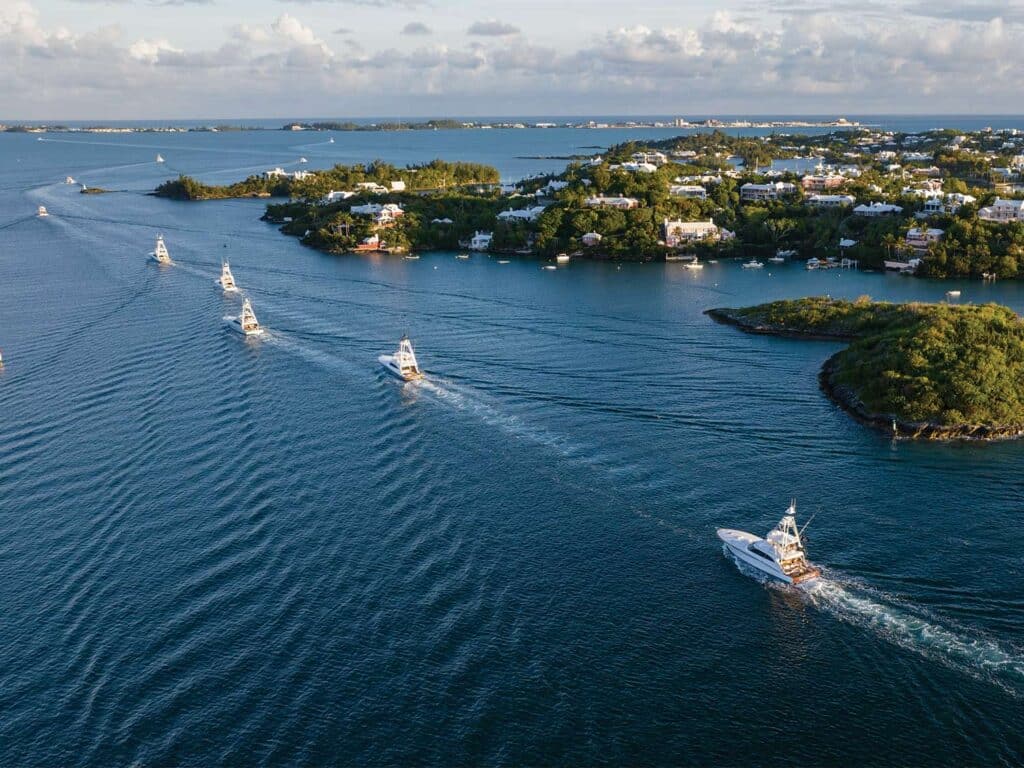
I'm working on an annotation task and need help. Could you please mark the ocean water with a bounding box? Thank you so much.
[1,129,1024,766]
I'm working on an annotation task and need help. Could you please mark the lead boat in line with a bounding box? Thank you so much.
[151,235,171,265]
[226,298,264,336]
[378,335,423,381]
[217,261,239,293]
[717,501,821,585]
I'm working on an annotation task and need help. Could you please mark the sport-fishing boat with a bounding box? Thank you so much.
[456,253,470,260]
[717,502,821,585]
[683,260,704,270]
[226,298,264,336]
[37,206,49,217]
[156,154,165,163]
[556,253,570,263]
[378,335,423,381]
[217,261,239,292]
[65,176,76,185]
[151,235,171,264]
[741,259,764,269]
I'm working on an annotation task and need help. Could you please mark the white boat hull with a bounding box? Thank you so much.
[225,317,263,336]
[717,528,819,585]
[378,354,421,381]
[217,279,239,293]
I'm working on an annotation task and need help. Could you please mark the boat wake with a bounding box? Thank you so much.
[802,577,1024,697]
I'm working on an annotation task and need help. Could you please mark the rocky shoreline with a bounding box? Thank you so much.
[706,307,1024,442]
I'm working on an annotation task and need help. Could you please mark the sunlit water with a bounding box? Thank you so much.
[1,130,1024,765]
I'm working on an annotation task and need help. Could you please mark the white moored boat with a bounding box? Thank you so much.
[378,335,423,381]
[683,260,704,270]
[717,502,821,585]
[217,261,239,292]
[226,298,264,336]
[741,259,764,269]
[555,253,570,264]
[37,206,49,217]
[151,235,171,264]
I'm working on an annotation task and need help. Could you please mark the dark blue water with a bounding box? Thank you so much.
[1,130,1024,766]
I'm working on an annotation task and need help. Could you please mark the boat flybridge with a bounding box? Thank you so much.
[226,298,264,336]
[37,206,49,218]
[151,235,171,264]
[717,502,821,586]
[378,335,423,381]
[218,261,239,292]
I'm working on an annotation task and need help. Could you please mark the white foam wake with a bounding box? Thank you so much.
[802,578,1024,696]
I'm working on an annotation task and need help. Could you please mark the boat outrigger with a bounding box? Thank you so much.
[151,235,171,264]
[378,335,423,381]
[217,261,239,292]
[717,502,821,585]
[226,298,264,336]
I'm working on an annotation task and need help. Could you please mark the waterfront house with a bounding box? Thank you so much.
[581,232,603,247]
[350,202,405,224]
[584,196,640,209]
[354,234,381,251]
[978,197,1024,222]
[806,194,856,208]
[468,231,493,251]
[663,218,719,246]
[322,190,356,204]
[739,182,797,202]
[669,185,707,200]
[801,173,846,192]
[906,227,944,252]
[853,202,903,217]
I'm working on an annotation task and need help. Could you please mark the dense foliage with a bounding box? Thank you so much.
[728,297,1024,426]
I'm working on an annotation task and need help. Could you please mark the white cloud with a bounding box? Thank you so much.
[467,19,519,36]
[128,37,183,62]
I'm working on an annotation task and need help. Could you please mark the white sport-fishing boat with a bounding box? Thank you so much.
[156,154,165,163]
[683,260,704,270]
[556,253,570,264]
[378,335,423,381]
[741,259,764,269]
[37,205,49,217]
[217,261,239,292]
[226,298,264,336]
[151,235,171,264]
[65,176,76,185]
[456,253,471,260]
[717,502,821,586]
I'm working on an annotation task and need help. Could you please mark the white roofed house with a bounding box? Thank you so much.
[584,196,640,209]
[350,202,405,225]
[322,190,356,204]
[468,231,493,251]
[618,161,659,173]
[581,232,603,247]
[978,197,1024,222]
[853,202,903,217]
[497,205,546,223]
[739,182,797,202]
[663,218,720,247]
[389,180,406,191]
[630,151,669,166]
[355,181,389,195]
[669,185,707,200]
[905,227,944,253]
[806,194,856,208]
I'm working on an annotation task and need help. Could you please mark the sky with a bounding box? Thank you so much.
[3,0,1024,120]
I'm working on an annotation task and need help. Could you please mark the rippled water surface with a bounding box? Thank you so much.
[1,131,1024,766]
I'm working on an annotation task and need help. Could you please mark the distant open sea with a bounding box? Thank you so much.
[1,118,1023,766]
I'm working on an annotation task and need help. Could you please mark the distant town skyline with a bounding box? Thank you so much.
[3,0,1022,119]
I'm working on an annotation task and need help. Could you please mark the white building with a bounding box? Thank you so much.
[350,202,405,223]
[978,197,1024,222]
[669,185,707,200]
[663,218,719,246]
[906,227,944,251]
[537,180,570,196]
[497,205,546,223]
[806,194,856,208]
[321,190,356,204]
[468,231,493,251]
[739,182,797,201]
[264,167,314,181]
[389,180,406,192]
[617,161,658,173]
[584,196,640,209]
[631,151,669,166]
[853,202,903,217]
[901,151,932,162]
[581,232,603,247]
[355,182,389,195]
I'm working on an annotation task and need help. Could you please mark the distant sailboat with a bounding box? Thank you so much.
[328,137,335,144]
[155,154,165,163]
[65,176,76,184]
[299,157,308,164]
[150,235,171,264]
[217,261,239,292]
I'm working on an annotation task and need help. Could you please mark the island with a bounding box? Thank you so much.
[708,297,1024,440]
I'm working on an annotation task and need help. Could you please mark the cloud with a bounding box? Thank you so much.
[276,0,427,6]
[332,26,353,34]
[128,37,183,62]
[401,21,431,35]
[467,19,519,36]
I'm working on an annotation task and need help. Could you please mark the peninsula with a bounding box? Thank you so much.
[708,297,1024,440]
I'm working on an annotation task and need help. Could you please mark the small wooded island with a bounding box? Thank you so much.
[708,297,1024,440]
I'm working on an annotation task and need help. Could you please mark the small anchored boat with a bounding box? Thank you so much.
[497,260,510,264]
[378,335,423,381]
[225,298,264,336]
[151,235,171,264]
[717,501,821,586]
[805,257,821,270]
[328,137,335,144]
[946,290,961,299]
[37,205,49,218]
[542,265,557,270]
[556,253,570,264]
[741,259,764,269]
[456,253,470,260]
[155,154,165,163]
[683,260,704,270]
[217,261,239,292]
